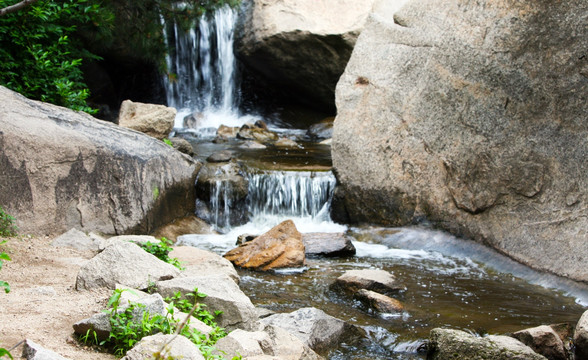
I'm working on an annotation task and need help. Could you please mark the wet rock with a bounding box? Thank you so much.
[428,328,547,360]
[236,233,257,245]
[169,137,194,156]
[22,339,69,360]
[236,0,376,110]
[217,125,239,139]
[239,140,267,149]
[331,0,588,282]
[512,325,567,360]
[183,112,204,129]
[274,138,298,148]
[224,220,305,271]
[354,289,404,314]
[307,118,334,140]
[333,269,404,295]
[118,100,175,140]
[155,274,259,331]
[574,310,588,359]
[195,162,249,228]
[237,122,278,143]
[261,307,364,354]
[170,246,240,284]
[51,228,100,252]
[121,334,204,360]
[302,232,355,257]
[0,86,199,236]
[214,324,322,360]
[75,241,180,290]
[151,215,215,243]
[207,150,233,163]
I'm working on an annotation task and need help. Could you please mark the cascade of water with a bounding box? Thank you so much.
[163,5,243,130]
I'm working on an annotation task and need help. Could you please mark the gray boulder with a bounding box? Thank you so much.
[22,339,69,360]
[331,0,588,281]
[260,307,363,354]
[332,269,404,295]
[169,137,194,156]
[512,325,567,360]
[236,0,376,110]
[98,235,160,251]
[121,334,204,360]
[118,99,175,140]
[51,228,100,252]
[214,324,323,360]
[428,328,546,360]
[75,241,180,290]
[155,275,259,331]
[170,246,240,283]
[574,310,588,359]
[0,86,199,236]
[302,232,356,257]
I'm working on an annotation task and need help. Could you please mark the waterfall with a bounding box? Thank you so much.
[206,170,337,233]
[163,5,251,130]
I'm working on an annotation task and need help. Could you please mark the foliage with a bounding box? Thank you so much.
[81,288,232,359]
[0,348,12,359]
[0,206,17,238]
[0,0,113,113]
[163,138,173,147]
[138,237,183,270]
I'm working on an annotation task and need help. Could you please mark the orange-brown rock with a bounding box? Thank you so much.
[223,220,305,271]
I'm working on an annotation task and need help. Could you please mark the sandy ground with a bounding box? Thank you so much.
[0,236,115,359]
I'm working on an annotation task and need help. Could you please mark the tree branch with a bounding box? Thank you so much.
[0,0,40,17]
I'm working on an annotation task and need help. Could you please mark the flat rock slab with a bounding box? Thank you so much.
[333,269,404,295]
[170,246,239,283]
[260,307,363,354]
[155,275,259,331]
[429,328,546,360]
[51,228,101,252]
[75,241,180,290]
[224,220,305,271]
[23,339,70,360]
[121,334,204,360]
[302,232,356,257]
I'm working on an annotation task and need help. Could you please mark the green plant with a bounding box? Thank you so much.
[0,240,11,294]
[163,138,173,147]
[139,237,183,270]
[81,288,231,359]
[0,0,113,113]
[0,206,17,238]
[0,348,12,359]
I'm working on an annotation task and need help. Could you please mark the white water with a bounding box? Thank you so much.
[163,5,259,131]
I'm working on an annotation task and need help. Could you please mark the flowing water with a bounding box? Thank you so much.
[165,5,588,359]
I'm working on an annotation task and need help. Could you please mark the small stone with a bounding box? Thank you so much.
[207,150,233,163]
[333,269,405,295]
[302,233,355,257]
[354,289,404,313]
[22,339,70,360]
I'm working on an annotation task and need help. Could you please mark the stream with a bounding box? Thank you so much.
[163,5,588,359]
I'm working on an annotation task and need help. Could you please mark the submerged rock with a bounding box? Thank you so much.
[428,328,547,360]
[118,99,175,140]
[512,325,568,360]
[224,220,305,271]
[354,289,404,314]
[260,307,364,354]
[302,232,355,257]
[333,269,405,295]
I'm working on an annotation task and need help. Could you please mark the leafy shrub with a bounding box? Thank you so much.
[139,237,183,270]
[0,206,17,238]
[0,0,112,113]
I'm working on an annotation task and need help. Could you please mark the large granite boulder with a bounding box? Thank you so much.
[75,241,180,290]
[235,0,376,110]
[170,246,240,284]
[121,334,205,360]
[224,220,306,271]
[428,328,546,360]
[118,99,175,140]
[574,310,588,359]
[260,307,363,354]
[0,86,199,236]
[331,0,588,281]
